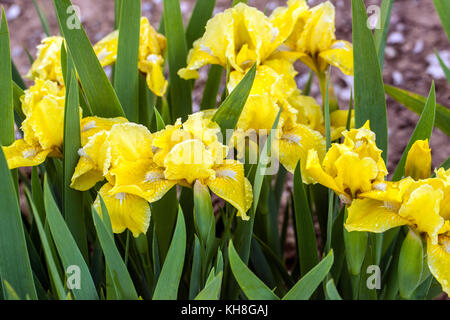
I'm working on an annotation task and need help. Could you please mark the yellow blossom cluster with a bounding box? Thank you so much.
[305,121,449,294]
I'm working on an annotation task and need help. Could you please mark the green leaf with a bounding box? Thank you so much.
[163,0,192,120]
[189,236,202,299]
[153,106,166,131]
[228,240,279,300]
[433,0,450,42]
[374,0,394,69]
[385,84,450,137]
[44,176,98,300]
[12,81,25,122]
[200,65,224,110]
[114,0,140,122]
[185,0,216,49]
[212,64,256,143]
[92,204,138,300]
[392,82,436,181]
[0,148,37,299]
[439,157,450,170]
[153,207,187,300]
[53,0,125,118]
[398,230,423,299]
[0,9,14,146]
[435,50,450,85]
[193,181,215,257]
[325,279,343,300]
[25,189,66,300]
[33,0,51,36]
[150,187,178,263]
[195,272,222,300]
[352,0,388,162]
[12,61,26,90]
[343,208,368,276]
[63,67,87,260]
[138,73,155,128]
[293,162,319,277]
[282,250,334,300]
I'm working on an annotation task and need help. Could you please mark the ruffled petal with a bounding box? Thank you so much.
[305,149,345,196]
[319,40,354,75]
[26,36,64,85]
[277,123,326,183]
[207,159,251,220]
[2,139,53,169]
[70,157,104,191]
[334,152,379,196]
[71,131,111,190]
[108,122,153,166]
[345,198,409,233]
[80,116,128,146]
[93,31,119,67]
[94,183,151,237]
[398,184,444,245]
[109,159,176,203]
[163,139,216,184]
[426,235,450,295]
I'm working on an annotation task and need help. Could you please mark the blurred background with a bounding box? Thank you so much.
[2,0,449,170]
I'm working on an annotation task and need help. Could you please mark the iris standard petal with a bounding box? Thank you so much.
[398,184,444,245]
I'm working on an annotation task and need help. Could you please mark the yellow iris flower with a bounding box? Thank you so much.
[2,80,67,169]
[272,0,353,76]
[344,140,450,294]
[110,112,253,220]
[305,121,387,202]
[26,36,65,85]
[178,2,302,79]
[93,17,167,96]
[71,112,253,237]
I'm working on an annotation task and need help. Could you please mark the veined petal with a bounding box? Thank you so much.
[399,184,444,245]
[277,123,326,184]
[2,139,53,169]
[207,159,250,220]
[94,183,151,237]
[427,235,450,295]
[345,198,409,233]
[405,139,431,180]
[305,149,346,196]
[109,159,176,203]
[319,40,353,75]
